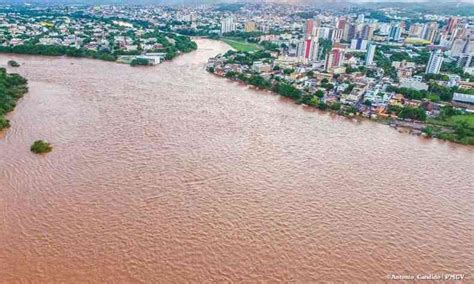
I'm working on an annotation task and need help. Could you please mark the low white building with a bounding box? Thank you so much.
[400,78,429,91]
[452,92,474,109]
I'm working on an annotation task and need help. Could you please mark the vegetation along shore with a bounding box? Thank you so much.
[0,67,28,131]
[206,45,474,145]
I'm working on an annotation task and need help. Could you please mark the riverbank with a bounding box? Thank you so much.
[0,67,28,130]
[207,69,474,146]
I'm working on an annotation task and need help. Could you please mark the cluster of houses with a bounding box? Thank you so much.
[0,11,174,65]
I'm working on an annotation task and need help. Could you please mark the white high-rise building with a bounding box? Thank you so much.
[350,38,368,50]
[331,28,344,42]
[365,43,376,66]
[388,24,402,41]
[378,23,391,36]
[220,18,236,35]
[458,53,474,74]
[425,49,444,74]
[314,27,331,40]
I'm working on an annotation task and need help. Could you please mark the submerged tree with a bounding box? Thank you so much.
[31,140,53,154]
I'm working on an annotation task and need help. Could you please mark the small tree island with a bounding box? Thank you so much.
[7,60,20,67]
[31,140,53,154]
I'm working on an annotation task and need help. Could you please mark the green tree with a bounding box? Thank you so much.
[225,71,237,78]
[422,126,433,137]
[248,75,271,89]
[0,68,28,130]
[330,102,341,111]
[30,140,53,154]
[428,82,453,101]
[283,68,294,75]
[317,102,328,110]
[454,121,469,139]
[7,60,20,67]
[130,58,149,66]
[273,83,301,100]
[314,90,324,98]
[397,106,427,121]
[309,96,320,107]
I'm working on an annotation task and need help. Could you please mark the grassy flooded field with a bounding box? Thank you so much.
[222,37,262,52]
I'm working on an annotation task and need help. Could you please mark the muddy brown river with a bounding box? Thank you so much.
[0,39,473,282]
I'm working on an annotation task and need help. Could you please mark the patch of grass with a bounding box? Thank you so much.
[222,37,261,52]
[425,113,474,145]
[428,113,474,129]
[448,114,474,129]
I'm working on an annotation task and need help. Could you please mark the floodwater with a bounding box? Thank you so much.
[0,39,473,282]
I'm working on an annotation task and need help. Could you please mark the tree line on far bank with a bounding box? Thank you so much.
[0,33,197,64]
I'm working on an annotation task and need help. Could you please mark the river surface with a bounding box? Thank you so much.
[0,39,473,282]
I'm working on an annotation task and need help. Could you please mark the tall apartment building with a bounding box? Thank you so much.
[297,37,319,62]
[325,47,345,71]
[388,23,402,41]
[350,38,368,51]
[304,19,315,36]
[446,17,459,35]
[365,43,376,66]
[220,18,236,35]
[331,28,344,43]
[244,21,256,32]
[425,49,444,74]
[422,22,439,43]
